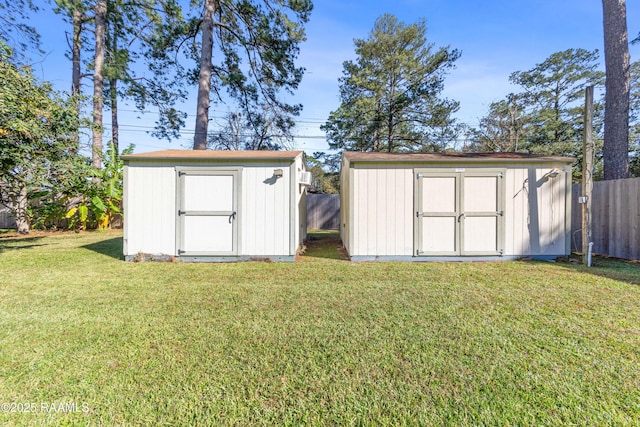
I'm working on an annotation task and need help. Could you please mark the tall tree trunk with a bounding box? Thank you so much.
[110,77,119,154]
[194,0,216,150]
[14,184,29,234]
[387,111,394,153]
[602,0,630,180]
[92,0,107,168]
[71,2,83,153]
[110,23,119,154]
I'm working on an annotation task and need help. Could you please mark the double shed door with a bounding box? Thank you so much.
[176,168,240,256]
[415,168,505,256]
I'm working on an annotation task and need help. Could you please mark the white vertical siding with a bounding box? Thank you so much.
[504,166,568,256]
[240,163,291,256]
[351,166,414,256]
[344,163,570,258]
[123,164,176,256]
[505,168,529,255]
[340,159,351,251]
[125,158,299,258]
[539,168,566,254]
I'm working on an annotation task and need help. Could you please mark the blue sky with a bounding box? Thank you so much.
[26,0,640,153]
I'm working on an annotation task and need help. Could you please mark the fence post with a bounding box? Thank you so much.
[582,85,595,266]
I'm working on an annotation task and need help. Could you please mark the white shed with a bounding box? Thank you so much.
[340,152,575,261]
[122,150,308,262]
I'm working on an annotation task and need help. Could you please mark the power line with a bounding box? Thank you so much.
[104,123,596,145]
[102,122,329,138]
[116,107,329,124]
[112,106,504,130]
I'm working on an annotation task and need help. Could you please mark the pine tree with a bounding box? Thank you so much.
[602,0,630,179]
[322,14,460,153]
[190,0,312,150]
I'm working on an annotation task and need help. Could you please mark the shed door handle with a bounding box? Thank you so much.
[229,211,236,223]
[458,212,465,222]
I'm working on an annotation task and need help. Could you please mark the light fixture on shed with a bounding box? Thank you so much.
[544,168,560,179]
[273,168,284,178]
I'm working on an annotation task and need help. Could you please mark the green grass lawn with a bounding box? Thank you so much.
[0,230,639,426]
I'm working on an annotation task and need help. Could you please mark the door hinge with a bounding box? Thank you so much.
[497,210,504,216]
[416,211,421,218]
[497,172,504,178]
[178,171,186,177]
[178,210,186,216]
[178,249,185,255]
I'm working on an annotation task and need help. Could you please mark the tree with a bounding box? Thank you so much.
[306,152,339,193]
[194,0,215,150]
[472,49,604,180]
[53,0,89,152]
[507,48,604,181]
[208,106,295,150]
[64,141,134,230]
[508,49,604,156]
[470,94,529,152]
[133,1,192,141]
[244,104,296,150]
[0,0,41,64]
[105,0,122,152]
[54,0,189,155]
[322,14,460,153]
[188,0,312,150]
[208,112,245,150]
[602,0,630,179]
[70,1,85,102]
[102,0,187,151]
[0,44,78,233]
[92,0,106,168]
[628,60,640,176]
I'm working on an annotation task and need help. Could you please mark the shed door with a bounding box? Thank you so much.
[177,169,240,256]
[416,169,504,256]
[416,172,459,255]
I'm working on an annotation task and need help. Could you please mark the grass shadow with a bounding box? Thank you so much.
[300,230,350,261]
[0,235,46,254]
[554,254,640,286]
[82,237,124,261]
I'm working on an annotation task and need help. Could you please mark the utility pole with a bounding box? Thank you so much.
[582,85,595,266]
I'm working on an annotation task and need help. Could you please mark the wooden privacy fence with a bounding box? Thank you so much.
[571,177,640,260]
[307,194,340,230]
[0,205,16,229]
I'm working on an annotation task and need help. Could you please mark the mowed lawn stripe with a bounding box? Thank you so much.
[0,230,638,425]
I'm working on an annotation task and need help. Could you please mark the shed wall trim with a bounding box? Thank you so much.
[175,167,242,257]
[289,161,296,255]
[124,156,302,261]
[340,155,573,260]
